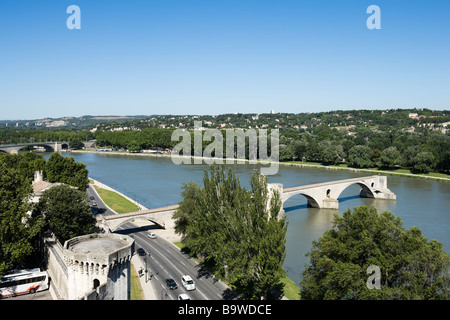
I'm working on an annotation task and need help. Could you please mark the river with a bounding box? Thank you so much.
[51,152,450,285]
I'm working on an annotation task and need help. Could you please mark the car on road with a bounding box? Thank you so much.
[89,195,95,200]
[148,233,156,239]
[91,200,97,207]
[136,248,146,256]
[181,275,195,291]
[178,293,190,300]
[166,278,177,290]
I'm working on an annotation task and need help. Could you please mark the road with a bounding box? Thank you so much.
[122,225,237,300]
[87,184,238,300]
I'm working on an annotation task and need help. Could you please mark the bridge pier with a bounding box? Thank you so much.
[322,198,339,209]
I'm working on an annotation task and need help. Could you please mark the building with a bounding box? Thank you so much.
[46,233,135,300]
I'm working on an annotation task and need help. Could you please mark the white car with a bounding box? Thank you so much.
[178,293,191,300]
[181,275,195,291]
[148,233,156,239]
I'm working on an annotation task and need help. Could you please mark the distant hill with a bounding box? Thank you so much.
[0,115,150,129]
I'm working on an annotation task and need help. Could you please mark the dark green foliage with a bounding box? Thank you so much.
[347,145,373,168]
[45,152,89,191]
[35,185,96,243]
[173,166,288,299]
[380,146,402,170]
[300,206,450,300]
[0,163,44,275]
[0,152,92,274]
[69,139,84,150]
[411,151,437,174]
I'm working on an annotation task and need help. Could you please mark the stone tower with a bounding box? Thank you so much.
[63,233,134,300]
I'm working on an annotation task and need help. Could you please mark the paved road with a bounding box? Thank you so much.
[87,184,115,217]
[117,223,238,300]
[4,288,52,300]
[89,184,238,300]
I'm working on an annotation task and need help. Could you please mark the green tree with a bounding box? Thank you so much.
[300,206,450,300]
[320,141,344,165]
[347,145,373,168]
[411,151,437,174]
[379,146,402,170]
[45,152,89,191]
[35,185,96,243]
[173,166,288,299]
[69,139,84,150]
[0,163,44,275]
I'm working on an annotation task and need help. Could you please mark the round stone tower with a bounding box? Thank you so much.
[63,233,134,300]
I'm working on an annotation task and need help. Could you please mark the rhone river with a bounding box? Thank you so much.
[59,152,450,285]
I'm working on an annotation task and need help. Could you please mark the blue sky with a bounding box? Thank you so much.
[0,0,449,120]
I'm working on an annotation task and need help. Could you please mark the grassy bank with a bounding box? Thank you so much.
[93,185,140,214]
[130,262,145,300]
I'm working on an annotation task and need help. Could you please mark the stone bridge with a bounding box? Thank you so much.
[269,175,396,210]
[97,175,395,233]
[0,141,70,154]
[97,205,179,233]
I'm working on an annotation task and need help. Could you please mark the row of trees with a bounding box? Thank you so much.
[0,128,94,145]
[173,166,288,299]
[0,153,95,275]
[279,127,449,174]
[91,126,449,174]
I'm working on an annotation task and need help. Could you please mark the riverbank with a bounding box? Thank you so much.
[74,149,450,182]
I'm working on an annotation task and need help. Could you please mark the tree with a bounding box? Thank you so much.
[320,141,344,165]
[45,152,89,191]
[379,146,402,170]
[69,139,84,150]
[300,206,450,300]
[402,145,422,168]
[35,185,96,243]
[0,163,44,275]
[173,166,288,299]
[347,145,373,168]
[411,151,437,174]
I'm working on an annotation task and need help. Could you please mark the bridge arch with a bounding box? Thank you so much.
[107,217,166,232]
[283,191,321,208]
[28,144,56,152]
[334,181,376,200]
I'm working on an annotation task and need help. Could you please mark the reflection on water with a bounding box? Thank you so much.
[47,152,449,285]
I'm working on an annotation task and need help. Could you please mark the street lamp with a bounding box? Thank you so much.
[144,256,148,283]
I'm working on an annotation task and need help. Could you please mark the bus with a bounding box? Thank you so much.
[0,268,49,299]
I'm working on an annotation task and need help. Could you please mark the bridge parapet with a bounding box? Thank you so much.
[97,205,179,232]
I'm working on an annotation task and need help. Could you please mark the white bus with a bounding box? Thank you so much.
[0,268,49,299]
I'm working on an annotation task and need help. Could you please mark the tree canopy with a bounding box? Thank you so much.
[0,152,94,275]
[45,152,89,191]
[0,163,44,275]
[34,185,96,243]
[300,206,450,300]
[173,166,288,299]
